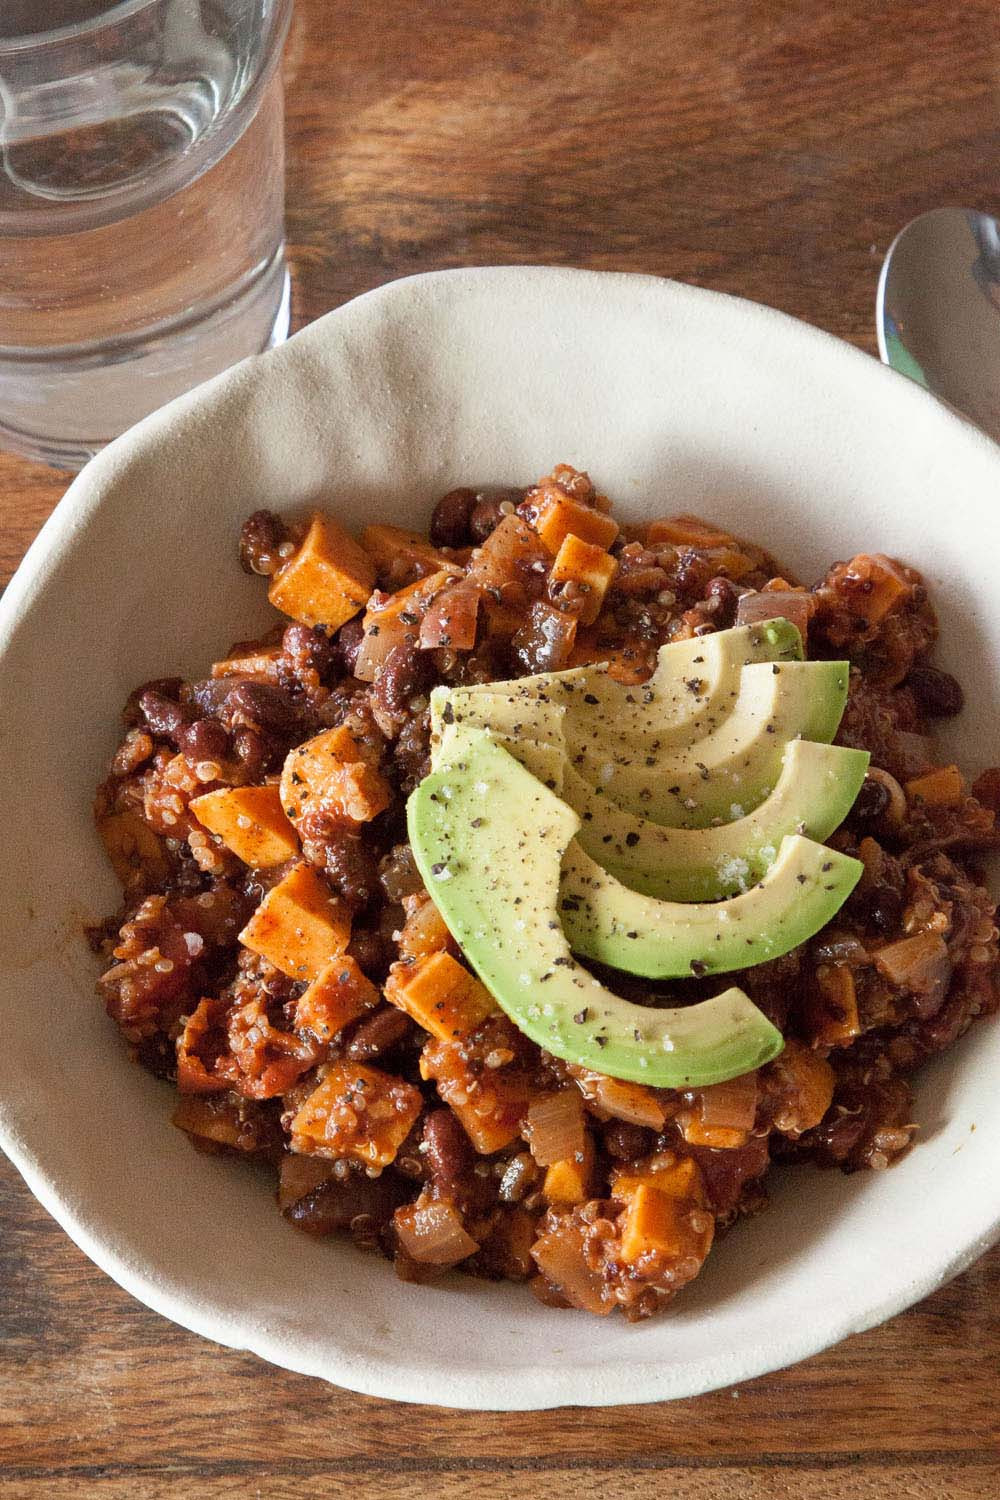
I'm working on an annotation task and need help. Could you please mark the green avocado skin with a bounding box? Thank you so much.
[407,729,785,1088]
[560,834,863,978]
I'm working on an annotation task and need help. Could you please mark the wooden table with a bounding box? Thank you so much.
[3,1,999,1493]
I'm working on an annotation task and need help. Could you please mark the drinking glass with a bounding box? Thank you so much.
[0,0,292,470]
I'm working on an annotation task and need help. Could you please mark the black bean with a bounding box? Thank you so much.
[430,488,478,548]
[422,1109,472,1192]
[906,666,964,718]
[702,575,740,627]
[345,1005,416,1061]
[848,775,891,828]
[346,925,394,979]
[177,717,230,763]
[602,1121,654,1161]
[239,510,288,576]
[226,680,298,732]
[378,843,423,902]
[138,689,191,740]
[869,886,903,935]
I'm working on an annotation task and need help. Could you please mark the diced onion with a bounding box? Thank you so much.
[523,1088,586,1166]
[419,585,480,651]
[278,1152,336,1210]
[873,931,951,998]
[695,1071,758,1132]
[394,1199,479,1265]
[531,1221,611,1314]
[353,612,411,682]
[735,589,813,642]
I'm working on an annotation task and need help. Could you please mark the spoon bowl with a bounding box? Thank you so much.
[877,205,1000,440]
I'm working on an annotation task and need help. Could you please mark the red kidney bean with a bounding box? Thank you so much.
[421,1108,473,1192]
[430,488,478,548]
[177,717,230,763]
[334,618,365,676]
[378,843,423,902]
[138,689,191,740]
[702,575,740,627]
[345,1005,416,1061]
[226,680,298,732]
[371,644,432,729]
[300,815,380,909]
[282,622,339,680]
[239,510,288,576]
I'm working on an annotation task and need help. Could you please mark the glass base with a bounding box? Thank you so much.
[0,249,291,471]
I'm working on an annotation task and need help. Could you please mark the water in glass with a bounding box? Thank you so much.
[0,0,291,468]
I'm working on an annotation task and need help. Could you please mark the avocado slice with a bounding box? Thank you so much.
[560,834,862,978]
[409,728,785,1087]
[430,619,803,752]
[567,739,870,900]
[431,692,868,899]
[574,659,849,827]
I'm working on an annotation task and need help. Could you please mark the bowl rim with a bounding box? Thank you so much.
[2,264,1000,1409]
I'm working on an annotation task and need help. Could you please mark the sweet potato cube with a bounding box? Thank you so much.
[290,1061,422,1166]
[763,1039,835,1136]
[543,1133,596,1206]
[527,486,619,555]
[610,1153,705,1204]
[295,956,380,1041]
[619,1183,714,1266]
[420,1029,534,1153]
[191,784,299,868]
[354,569,461,681]
[646,515,734,547]
[280,725,390,826]
[385,951,497,1042]
[573,1071,668,1130]
[550,534,618,625]
[98,809,171,886]
[361,523,455,578]
[834,553,912,627]
[239,863,351,980]
[268,511,376,630]
[679,1119,749,1149]
[905,764,965,807]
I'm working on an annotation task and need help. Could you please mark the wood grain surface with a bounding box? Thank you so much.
[3,0,1000,1493]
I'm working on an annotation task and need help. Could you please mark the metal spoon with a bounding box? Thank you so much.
[877,206,1000,441]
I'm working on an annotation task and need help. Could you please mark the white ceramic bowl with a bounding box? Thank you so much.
[2,267,999,1410]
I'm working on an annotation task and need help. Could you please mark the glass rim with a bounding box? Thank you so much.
[0,1,289,54]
